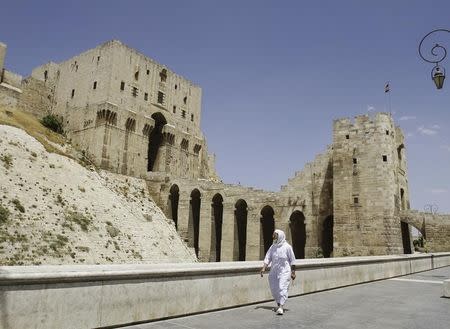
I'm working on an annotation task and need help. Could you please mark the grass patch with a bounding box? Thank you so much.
[0,107,66,155]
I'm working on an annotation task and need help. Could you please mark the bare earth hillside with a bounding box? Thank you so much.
[0,124,196,265]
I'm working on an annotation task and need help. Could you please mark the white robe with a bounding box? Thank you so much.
[263,240,295,305]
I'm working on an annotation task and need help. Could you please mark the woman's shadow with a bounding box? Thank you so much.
[254,306,289,313]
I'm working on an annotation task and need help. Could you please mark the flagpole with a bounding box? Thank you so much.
[388,87,391,116]
[384,81,391,116]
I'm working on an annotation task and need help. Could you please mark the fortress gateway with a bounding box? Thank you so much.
[1,40,449,261]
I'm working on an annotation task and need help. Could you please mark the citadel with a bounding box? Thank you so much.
[1,40,449,262]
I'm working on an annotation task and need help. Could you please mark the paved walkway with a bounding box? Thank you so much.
[121,266,450,329]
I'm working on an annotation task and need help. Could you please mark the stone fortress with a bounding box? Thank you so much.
[1,40,449,262]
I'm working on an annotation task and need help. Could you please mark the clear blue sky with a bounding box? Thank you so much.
[1,1,449,212]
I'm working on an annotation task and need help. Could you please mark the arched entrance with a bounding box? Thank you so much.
[188,189,201,257]
[401,221,412,254]
[322,215,333,258]
[210,193,223,262]
[260,205,275,259]
[289,211,306,259]
[168,184,179,230]
[147,112,167,171]
[233,199,248,261]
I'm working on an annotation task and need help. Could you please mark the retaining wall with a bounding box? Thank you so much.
[0,253,449,329]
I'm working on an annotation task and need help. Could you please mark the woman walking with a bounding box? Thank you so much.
[260,229,296,315]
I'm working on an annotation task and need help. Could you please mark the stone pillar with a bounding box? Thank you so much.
[220,202,235,261]
[0,42,6,82]
[198,201,212,261]
[246,208,261,261]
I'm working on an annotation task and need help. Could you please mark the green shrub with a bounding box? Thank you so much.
[0,205,10,223]
[65,211,92,232]
[106,222,120,238]
[11,199,25,213]
[0,154,13,169]
[40,114,64,134]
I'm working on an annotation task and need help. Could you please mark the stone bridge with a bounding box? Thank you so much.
[400,210,450,252]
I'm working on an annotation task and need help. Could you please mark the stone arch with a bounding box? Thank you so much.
[322,215,333,258]
[260,205,275,260]
[233,199,248,261]
[168,184,179,230]
[289,210,306,259]
[210,193,224,262]
[188,189,201,257]
[147,112,167,171]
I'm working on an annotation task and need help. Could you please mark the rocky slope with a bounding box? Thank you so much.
[0,124,197,265]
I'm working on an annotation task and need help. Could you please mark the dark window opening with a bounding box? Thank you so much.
[383,155,387,162]
[400,188,405,210]
[401,221,412,254]
[354,197,359,204]
[260,206,275,259]
[157,91,164,104]
[146,69,150,75]
[322,216,333,258]
[210,194,224,262]
[93,81,97,90]
[183,96,187,104]
[144,92,148,101]
[182,110,186,118]
[160,69,167,82]
[234,200,248,261]
[169,185,179,230]
[71,89,75,98]
[290,211,306,259]
[175,84,178,90]
[353,158,357,164]
[147,112,167,171]
[173,106,176,113]
[120,81,125,91]
[132,87,138,97]
[97,56,100,62]
[386,130,389,135]
[135,71,139,81]
[345,135,349,139]
[191,114,194,122]
[188,189,201,257]
[44,70,48,82]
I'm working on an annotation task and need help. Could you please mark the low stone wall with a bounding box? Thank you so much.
[0,253,449,329]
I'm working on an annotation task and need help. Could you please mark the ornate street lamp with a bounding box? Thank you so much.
[418,29,449,89]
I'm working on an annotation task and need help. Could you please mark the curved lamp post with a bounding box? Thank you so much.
[418,29,449,89]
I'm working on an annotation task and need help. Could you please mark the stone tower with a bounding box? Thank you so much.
[332,113,408,256]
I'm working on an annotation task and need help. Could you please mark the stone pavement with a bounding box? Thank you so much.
[121,266,450,329]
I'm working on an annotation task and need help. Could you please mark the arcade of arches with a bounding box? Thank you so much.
[165,184,334,262]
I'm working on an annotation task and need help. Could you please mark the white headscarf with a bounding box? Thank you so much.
[274,229,286,246]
